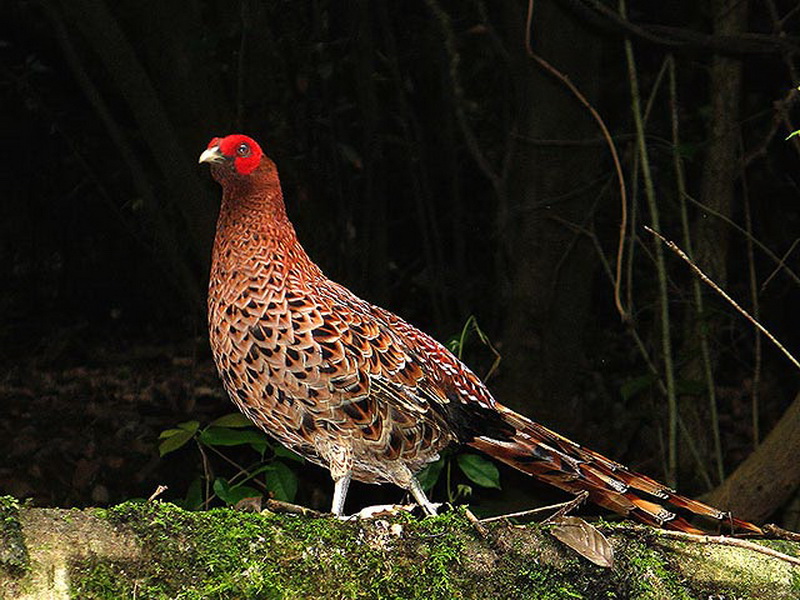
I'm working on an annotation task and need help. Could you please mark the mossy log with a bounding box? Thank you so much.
[1,496,798,599]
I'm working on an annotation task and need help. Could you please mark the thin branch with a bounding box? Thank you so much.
[623,0,678,486]
[763,523,800,542]
[645,227,800,372]
[761,238,800,292]
[763,0,800,161]
[563,0,800,56]
[742,86,800,167]
[741,160,762,447]
[479,495,588,524]
[667,57,724,485]
[147,485,168,502]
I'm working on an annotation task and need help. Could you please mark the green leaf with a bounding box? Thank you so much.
[213,478,261,506]
[158,428,194,456]
[213,477,230,499]
[263,461,298,502]
[416,458,445,492]
[249,439,269,455]
[199,426,269,447]
[456,453,501,489]
[177,421,200,434]
[273,444,305,463]
[209,413,254,428]
[183,477,204,511]
[445,337,461,355]
[159,428,183,439]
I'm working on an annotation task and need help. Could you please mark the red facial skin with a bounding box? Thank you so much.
[207,134,264,176]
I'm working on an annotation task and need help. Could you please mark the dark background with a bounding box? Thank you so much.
[2,0,799,525]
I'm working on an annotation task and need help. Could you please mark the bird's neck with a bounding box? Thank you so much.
[212,180,322,281]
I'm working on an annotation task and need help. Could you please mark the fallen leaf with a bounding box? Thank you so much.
[549,516,614,568]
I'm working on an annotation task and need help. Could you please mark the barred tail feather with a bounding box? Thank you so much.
[468,406,761,535]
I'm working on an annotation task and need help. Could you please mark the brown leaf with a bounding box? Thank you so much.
[549,516,614,568]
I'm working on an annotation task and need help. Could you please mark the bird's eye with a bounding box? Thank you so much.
[237,143,251,157]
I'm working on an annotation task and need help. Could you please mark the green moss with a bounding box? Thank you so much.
[70,502,627,600]
[615,533,691,599]
[63,502,795,599]
[69,502,480,599]
[0,496,29,576]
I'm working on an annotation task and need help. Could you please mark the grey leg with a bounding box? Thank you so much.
[331,473,352,516]
[408,477,438,516]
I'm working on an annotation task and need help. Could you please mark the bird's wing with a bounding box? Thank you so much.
[243,277,469,467]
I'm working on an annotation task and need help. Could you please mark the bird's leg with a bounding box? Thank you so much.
[408,476,438,516]
[331,473,352,516]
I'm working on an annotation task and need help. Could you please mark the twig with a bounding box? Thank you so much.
[645,226,800,372]
[668,57,724,484]
[761,238,800,293]
[236,0,249,131]
[425,0,501,190]
[479,495,587,524]
[147,485,168,502]
[742,86,799,167]
[196,442,213,510]
[262,499,324,518]
[741,164,762,447]
[623,0,678,487]
[573,0,799,55]
[465,507,514,552]
[654,529,800,567]
[542,491,590,525]
[463,507,490,538]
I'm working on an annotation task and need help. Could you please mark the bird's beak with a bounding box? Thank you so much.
[198,145,226,165]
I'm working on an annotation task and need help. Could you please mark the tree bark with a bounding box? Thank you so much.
[679,0,749,484]
[496,0,603,431]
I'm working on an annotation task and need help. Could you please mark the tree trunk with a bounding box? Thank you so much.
[496,1,603,432]
[679,0,749,485]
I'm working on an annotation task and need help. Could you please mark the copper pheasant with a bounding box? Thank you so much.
[200,134,760,534]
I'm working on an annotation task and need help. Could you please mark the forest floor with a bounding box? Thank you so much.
[0,333,230,509]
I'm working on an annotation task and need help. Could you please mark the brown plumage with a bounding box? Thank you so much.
[200,134,760,535]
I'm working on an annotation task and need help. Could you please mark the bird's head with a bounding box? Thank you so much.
[199,134,267,182]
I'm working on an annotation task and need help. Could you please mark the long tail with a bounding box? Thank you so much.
[468,406,761,535]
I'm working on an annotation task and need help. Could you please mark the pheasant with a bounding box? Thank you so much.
[199,134,760,535]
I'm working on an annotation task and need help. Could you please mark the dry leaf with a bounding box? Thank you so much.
[549,516,614,568]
